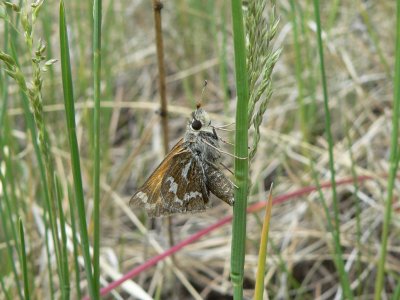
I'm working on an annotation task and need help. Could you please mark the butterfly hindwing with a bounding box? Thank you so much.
[204,163,234,206]
[159,151,209,216]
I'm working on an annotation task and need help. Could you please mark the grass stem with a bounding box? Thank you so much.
[374,0,400,297]
[152,0,175,250]
[92,0,102,297]
[19,218,30,300]
[230,1,249,299]
[313,0,353,298]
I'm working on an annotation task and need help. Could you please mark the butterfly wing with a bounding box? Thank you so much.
[130,139,187,217]
[204,163,234,206]
[159,152,209,216]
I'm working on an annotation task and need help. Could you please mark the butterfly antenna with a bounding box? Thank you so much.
[196,80,208,109]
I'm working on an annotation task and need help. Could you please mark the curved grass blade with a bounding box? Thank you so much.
[254,184,273,300]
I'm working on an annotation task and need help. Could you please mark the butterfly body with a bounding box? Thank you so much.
[130,106,234,217]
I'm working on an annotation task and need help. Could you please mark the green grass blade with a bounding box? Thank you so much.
[19,218,30,300]
[55,176,70,299]
[92,0,102,297]
[310,162,353,299]
[43,212,56,300]
[0,168,23,300]
[253,186,273,300]
[0,137,20,257]
[392,283,400,300]
[68,185,83,300]
[0,275,11,300]
[230,1,249,299]
[289,0,307,141]
[59,1,95,298]
[0,10,9,127]
[374,0,400,297]
[312,1,353,298]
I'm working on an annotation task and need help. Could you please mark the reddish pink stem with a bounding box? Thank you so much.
[85,174,376,299]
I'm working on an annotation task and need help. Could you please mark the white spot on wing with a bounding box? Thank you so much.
[165,176,184,204]
[181,160,192,181]
[145,203,157,210]
[137,191,148,203]
[174,197,183,205]
[165,176,178,194]
[184,191,202,201]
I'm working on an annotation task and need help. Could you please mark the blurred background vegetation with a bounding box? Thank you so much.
[0,0,399,299]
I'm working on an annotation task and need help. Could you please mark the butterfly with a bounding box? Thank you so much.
[129,103,235,217]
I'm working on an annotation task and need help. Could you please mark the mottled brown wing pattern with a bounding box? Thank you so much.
[129,139,188,217]
[204,163,234,206]
[159,151,209,216]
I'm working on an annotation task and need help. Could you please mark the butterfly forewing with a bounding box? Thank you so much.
[129,139,187,217]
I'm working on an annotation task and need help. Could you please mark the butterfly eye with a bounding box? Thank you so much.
[192,119,202,130]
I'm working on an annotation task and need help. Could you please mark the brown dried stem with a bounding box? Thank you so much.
[152,0,175,250]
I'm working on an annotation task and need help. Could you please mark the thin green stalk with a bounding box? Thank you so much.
[68,186,83,300]
[0,135,25,293]
[313,0,339,233]
[2,124,20,216]
[289,0,307,141]
[43,211,56,300]
[41,2,56,104]
[390,260,400,300]
[310,163,353,299]
[326,0,341,30]
[0,169,23,300]
[92,0,102,297]
[230,1,249,299]
[313,1,353,298]
[0,137,20,257]
[55,176,70,300]
[98,1,115,164]
[59,2,95,299]
[374,0,400,297]
[0,9,9,127]
[19,218,30,300]
[299,2,317,125]
[0,275,11,300]
[392,283,400,300]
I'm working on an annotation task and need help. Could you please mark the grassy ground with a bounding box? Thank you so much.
[0,0,399,299]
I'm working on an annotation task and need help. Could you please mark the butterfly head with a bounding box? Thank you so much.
[190,105,212,133]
